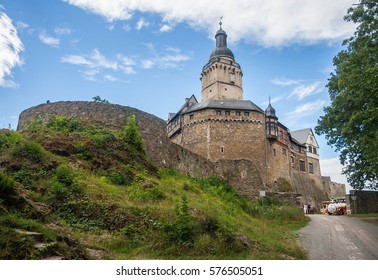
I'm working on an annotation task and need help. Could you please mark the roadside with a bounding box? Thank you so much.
[298,214,378,260]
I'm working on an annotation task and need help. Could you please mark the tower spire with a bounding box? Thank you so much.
[219,16,223,29]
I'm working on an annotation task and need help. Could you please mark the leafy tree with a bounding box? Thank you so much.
[123,114,145,157]
[315,1,378,190]
[92,96,109,103]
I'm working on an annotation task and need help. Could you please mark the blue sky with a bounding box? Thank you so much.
[0,0,357,189]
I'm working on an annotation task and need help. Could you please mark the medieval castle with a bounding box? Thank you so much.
[17,23,345,211]
[167,22,345,206]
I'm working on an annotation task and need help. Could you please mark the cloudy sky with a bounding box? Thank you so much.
[1,0,357,189]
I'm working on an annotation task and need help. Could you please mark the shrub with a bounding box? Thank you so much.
[12,167,33,185]
[46,115,81,132]
[0,130,22,152]
[164,195,193,246]
[50,164,81,199]
[12,140,43,162]
[0,172,15,195]
[123,115,145,157]
[106,166,134,186]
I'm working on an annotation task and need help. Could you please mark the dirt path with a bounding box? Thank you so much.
[298,214,378,260]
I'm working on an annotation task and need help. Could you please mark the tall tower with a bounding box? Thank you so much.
[200,20,243,101]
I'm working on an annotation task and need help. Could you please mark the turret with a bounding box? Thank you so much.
[265,99,278,138]
[200,19,243,102]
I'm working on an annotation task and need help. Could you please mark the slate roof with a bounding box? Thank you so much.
[185,100,264,114]
[290,128,312,145]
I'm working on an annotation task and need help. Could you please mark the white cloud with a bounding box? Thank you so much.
[122,24,131,32]
[288,82,324,100]
[61,48,137,81]
[135,18,150,30]
[16,21,29,31]
[54,27,73,35]
[0,8,24,88]
[60,54,92,66]
[39,32,60,47]
[63,0,356,47]
[89,49,118,70]
[272,78,324,100]
[141,59,155,69]
[140,47,190,69]
[160,24,172,32]
[287,99,326,118]
[104,74,117,82]
[271,78,301,87]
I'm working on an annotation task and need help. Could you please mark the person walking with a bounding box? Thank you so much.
[303,204,307,214]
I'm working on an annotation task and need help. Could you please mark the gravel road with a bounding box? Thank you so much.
[298,214,378,260]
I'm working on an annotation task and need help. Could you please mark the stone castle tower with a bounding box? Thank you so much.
[201,21,243,101]
[168,21,267,181]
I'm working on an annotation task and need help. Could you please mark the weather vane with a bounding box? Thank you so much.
[219,16,223,29]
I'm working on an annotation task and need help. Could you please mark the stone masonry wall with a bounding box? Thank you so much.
[17,101,263,199]
[346,190,378,214]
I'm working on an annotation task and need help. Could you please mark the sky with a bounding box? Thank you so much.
[0,0,358,190]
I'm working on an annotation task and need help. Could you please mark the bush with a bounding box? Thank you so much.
[106,166,134,186]
[123,115,145,157]
[0,172,15,195]
[164,196,193,246]
[0,130,22,152]
[12,167,33,185]
[46,115,81,132]
[12,140,44,162]
[50,164,81,199]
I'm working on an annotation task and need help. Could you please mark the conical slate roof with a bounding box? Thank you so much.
[265,101,277,119]
[209,26,235,60]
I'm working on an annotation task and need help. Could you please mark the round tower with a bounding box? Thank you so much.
[200,20,243,101]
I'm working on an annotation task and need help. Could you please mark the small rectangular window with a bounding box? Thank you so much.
[244,112,249,116]
[236,111,241,116]
[273,149,277,156]
[308,146,313,153]
[282,148,287,155]
[189,114,194,120]
[309,163,314,174]
[300,160,305,171]
[225,111,230,116]
[221,146,225,154]
[313,147,317,154]
[216,110,222,115]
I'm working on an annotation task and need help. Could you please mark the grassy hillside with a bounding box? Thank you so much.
[0,114,308,259]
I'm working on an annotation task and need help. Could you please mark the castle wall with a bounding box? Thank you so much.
[346,190,378,214]
[267,140,291,183]
[17,101,263,199]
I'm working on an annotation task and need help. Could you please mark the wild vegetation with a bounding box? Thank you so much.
[0,114,308,259]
